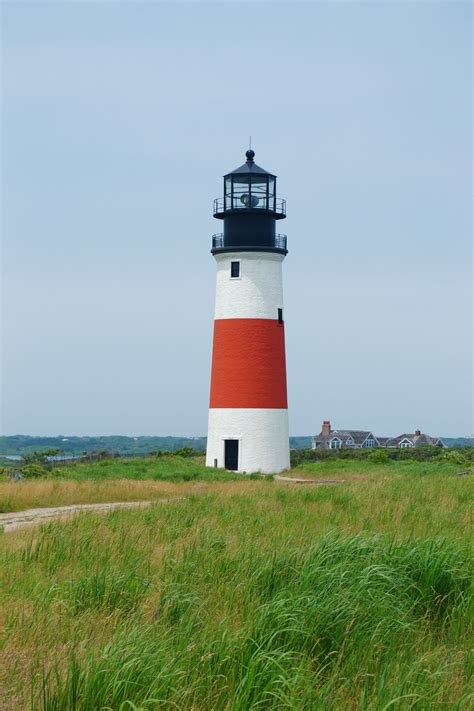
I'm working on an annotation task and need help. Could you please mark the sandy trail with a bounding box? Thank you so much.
[0,500,154,532]
[274,475,344,484]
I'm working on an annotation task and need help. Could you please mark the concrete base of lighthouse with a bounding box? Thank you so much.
[206,408,290,474]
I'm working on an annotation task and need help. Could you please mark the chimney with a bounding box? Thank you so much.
[322,420,331,437]
[415,429,421,436]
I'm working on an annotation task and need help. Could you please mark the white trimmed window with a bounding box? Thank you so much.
[329,438,342,449]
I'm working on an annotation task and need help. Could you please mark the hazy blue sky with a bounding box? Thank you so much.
[2,1,472,438]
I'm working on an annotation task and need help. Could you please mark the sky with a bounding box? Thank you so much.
[1,1,472,438]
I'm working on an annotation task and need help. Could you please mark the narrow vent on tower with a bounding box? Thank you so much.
[278,308,283,324]
[230,261,240,278]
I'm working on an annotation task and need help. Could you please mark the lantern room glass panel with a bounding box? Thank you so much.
[268,176,276,211]
[224,177,232,211]
[231,174,251,209]
[249,175,269,210]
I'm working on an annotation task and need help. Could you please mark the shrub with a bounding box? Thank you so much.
[173,447,197,458]
[441,448,473,465]
[21,448,60,466]
[21,463,49,479]
[368,450,390,463]
[291,445,458,467]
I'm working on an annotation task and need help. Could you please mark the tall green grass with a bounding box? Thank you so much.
[0,477,471,710]
[49,455,236,482]
[35,531,472,709]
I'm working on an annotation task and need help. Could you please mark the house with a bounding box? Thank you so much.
[312,420,379,450]
[312,422,446,450]
[383,431,445,448]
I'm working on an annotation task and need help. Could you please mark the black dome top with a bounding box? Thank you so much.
[226,149,275,177]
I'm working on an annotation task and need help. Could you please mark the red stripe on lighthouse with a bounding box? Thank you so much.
[209,318,288,409]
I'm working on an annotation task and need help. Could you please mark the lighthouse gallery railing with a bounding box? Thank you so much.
[213,197,286,217]
[212,234,287,251]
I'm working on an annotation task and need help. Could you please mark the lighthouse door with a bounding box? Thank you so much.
[224,440,239,471]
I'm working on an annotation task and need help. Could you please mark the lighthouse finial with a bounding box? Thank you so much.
[246,147,255,163]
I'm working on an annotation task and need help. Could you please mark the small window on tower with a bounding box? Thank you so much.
[230,261,240,278]
[278,308,283,324]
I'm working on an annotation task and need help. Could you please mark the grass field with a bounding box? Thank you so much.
[0,457,472,709]
[0,456,238,513]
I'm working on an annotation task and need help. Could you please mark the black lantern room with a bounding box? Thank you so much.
[211,150,287,255]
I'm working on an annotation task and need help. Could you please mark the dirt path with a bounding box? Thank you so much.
[274,475,344,485]
[0,500,154,532]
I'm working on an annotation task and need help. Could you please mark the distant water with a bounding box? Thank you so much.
[0,455,82,461]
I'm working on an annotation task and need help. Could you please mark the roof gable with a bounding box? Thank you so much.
[397,437,414,446]
[333,429,374,445]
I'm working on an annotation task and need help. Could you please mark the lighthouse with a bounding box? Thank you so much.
[206,149,290,474]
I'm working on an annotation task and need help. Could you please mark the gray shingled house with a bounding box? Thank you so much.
[383,432,445,448]
[312,421,379,450]
[312,421,445,450]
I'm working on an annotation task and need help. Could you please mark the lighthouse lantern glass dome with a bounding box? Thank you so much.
[224,173,276,212]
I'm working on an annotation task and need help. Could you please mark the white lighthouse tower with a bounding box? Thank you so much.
[206,149,290,474]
